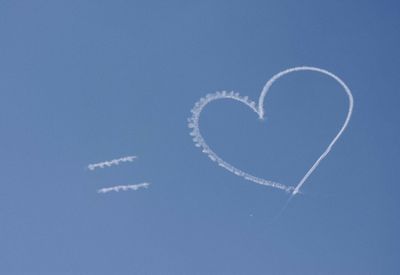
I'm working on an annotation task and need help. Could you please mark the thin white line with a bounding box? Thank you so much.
[259,67,353,195]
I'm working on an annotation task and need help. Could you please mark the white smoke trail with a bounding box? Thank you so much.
[188,66,353,195]
[87,156,137,171]
[97,182,150,194]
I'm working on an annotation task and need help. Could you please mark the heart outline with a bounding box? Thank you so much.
[188,66,354,195]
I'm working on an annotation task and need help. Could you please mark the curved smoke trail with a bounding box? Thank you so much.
[188,66,353,195]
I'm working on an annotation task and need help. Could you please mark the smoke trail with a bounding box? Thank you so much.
[97,182,150,194]
[188,66,353,196]
[87,156,137,171]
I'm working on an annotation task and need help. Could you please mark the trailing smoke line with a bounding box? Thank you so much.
[97,182,150,194]
[87,156,137,171]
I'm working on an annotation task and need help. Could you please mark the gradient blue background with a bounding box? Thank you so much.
[1,1,399,274]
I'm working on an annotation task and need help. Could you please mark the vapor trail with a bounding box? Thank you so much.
[97,182,150,194]
[259,67,354,195]
[87,156,137,171]
[188,66,353,196]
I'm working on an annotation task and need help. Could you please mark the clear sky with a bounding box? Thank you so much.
[1,1,399,274]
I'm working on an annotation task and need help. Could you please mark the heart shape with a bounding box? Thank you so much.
[188,66,353,195]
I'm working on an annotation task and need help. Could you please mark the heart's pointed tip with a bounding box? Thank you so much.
[292,189,303,196]
[285,186,300,196]
[257,110,265,121]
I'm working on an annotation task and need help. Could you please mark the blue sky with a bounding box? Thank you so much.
[0,1,399,274]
